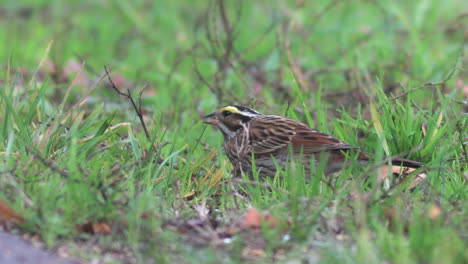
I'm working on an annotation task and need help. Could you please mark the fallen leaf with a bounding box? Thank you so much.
[78,221,111,235]
[428,205,442,220]
[0,199,24,224]
[242,208,262,229]
[92,222,111,235]
[379,165,426,189]
[409,172,427,189]
[241,208,285,230]
[242,247,266,258]
[183,190,196,200]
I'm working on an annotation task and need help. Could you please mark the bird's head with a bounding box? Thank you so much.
[203,105,261,138]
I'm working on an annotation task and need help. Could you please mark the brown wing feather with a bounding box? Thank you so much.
[249,115,358,155]
[248,116,295,154]
[291,126,357,154]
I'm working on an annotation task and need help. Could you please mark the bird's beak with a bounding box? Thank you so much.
[203,112,218,125]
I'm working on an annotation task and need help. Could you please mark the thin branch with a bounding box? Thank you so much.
[104,66,151,141]
[456,122,468,164]
[193,59,218,95]
[218,0,234,66]
[390,54,460,100]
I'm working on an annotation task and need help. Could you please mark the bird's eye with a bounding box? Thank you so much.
[222,110,232,117]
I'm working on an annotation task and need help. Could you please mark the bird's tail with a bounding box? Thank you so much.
[380,157,427,189]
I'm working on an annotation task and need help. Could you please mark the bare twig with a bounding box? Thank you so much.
[320,178,337,194]
[193,0,247,102]
[193,59,218,96]
[390,52,460,100]
[456,122,468,164]
[104,66,151,141]
[218,0,234,66]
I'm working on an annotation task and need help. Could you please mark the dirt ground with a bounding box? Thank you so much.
[0,231,78,264]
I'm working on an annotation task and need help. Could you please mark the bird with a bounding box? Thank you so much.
[203,105,426,187]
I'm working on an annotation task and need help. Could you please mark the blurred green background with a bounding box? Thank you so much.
[0,0,467,263]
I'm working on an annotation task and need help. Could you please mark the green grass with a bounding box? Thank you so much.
[1,0,467,263]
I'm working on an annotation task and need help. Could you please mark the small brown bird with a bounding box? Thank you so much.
[204,105,426,186]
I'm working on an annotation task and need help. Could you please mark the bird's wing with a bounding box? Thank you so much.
[291,125,357,154]
[249,115,357,155]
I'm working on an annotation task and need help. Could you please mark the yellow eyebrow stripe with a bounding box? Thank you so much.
[219,106,241,114]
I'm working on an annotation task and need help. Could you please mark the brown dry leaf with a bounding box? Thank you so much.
[379,165,427,189]
[242,247,266,258]
[79,221,111,235]
[428,205,442,220]
[0,199,24,224]
[92,222,111,235]
[409,172,427,189]
[242,208,262,229]
[242,208,284,230]
[183,190,196,200]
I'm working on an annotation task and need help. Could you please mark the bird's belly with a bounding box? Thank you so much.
[234,151,368,178]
